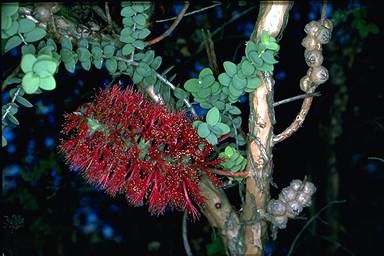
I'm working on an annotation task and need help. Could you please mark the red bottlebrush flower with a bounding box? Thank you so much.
[58,85,220,219]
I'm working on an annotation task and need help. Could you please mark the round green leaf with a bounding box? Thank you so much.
[261,30,270,46]
[228,105,241,115]
[241,60,255,76]
[223,61,237,77]
[39,75,56,90]
[24,27,47,42]
[228,83,242,97]
[4,35,22,53]
[132,28,151,39]
[225,146,235,157]
[245,41,257,57]
[206,133,218,145]
[232,116,242,128]
[3,20,19,38]
[1,14,12,31]
[103,45,115,58]
[120,28,134,38]
[132,3,149,12]
[22,72,40,94]
[122,17,134,26]
[136,62,151,76]
[211,81,220,94]
[246,77,261,89]
[267,41,279,51]
[206,107,220,126]
[174,88,188,99]
[121,6,135,17]
[197,87,211,98]
[21,53,37,73]
[33,59,58,77]
[193,120,203,129]
[215,123,230,135]
[78,38,88,48]
[213,101,225,111]
[93,58,103,69]
[132,70,143,84]
[184,79,200,92]
[60,48,76,65]
[142,50,155,64]
[77,47,91,62]
[133,14,146,26]
[2,3,19,17]
[249,51,263,67]
[199,68,213,79]
[261,50,278,64]
[118,61,127,71]
[150,56,162,70]
[91,47,103,59]
[133,39,147,50]
[197,123,210,138]
[81,59,91,71]
[218,73,231,86]
[232,74,247,90]
[21,44,36,55]
[105,58,117,73]
[122,43,134,55]
[18,18,35,33]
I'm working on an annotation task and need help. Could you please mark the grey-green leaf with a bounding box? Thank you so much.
[16,95,33,107]
[7,112,19,125]
[4,35,22,53]
[21,44,36,55]
[206,107,220,126]
[24,27,47,42]
[206,133,218,145]
[228,105,241,115]
[197,123,210,138]
[103,45,115,58]
[105,58,117,73]
[2,135,7,147]
[223,61,237,77]
[173,88,188,99]
[18,18,35,33]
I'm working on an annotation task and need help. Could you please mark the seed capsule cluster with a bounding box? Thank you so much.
[300,19,333,92]
[266,179,316,229]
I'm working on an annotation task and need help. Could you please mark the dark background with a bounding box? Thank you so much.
[1,1,383,255]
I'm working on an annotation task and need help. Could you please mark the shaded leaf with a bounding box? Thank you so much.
[7,112,20,125]
[21,44,36,55]
[16,95,33,108]
[4,35,22,53]
[18,18,35,33]
[24,27,47,42]
[223,61,237,77]
[122,43,134,55]
[206,133,218,145]
[105,58,117,73]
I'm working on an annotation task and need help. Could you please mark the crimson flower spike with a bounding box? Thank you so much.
[58,85,221,219]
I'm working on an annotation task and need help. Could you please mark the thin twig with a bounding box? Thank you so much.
[104,2,113,32]
[273,92,321,107]
[368,157,384,163]
[287,200,346,256]
[273,86,317,144]
[202,29,219,77]
[147,2,190,45]
[321,0,327,20]
[156,2,221,23]
[2,87,21,121]
[182,213,193,256]
[209,169,248,177]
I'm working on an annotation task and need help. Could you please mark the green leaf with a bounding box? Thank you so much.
[228,83,243,97]
[2,20,19,38]
[266,41,279,51]
[103,45,115,58]
[21,44,36,55]
[78,38,88,48]
[118,61,127,71]
[206,133,218,145]
[246,77,261,89]
[261,30,270,46]
[1,14,12,31]
[197,87,211,98]
[1,3,19,17]
[245,41,257,57]
[197,123,210,138]
[18,18,35,33]
[16,95,33,108]
[206,107,220,126]
[223,61,237,77]
[232,116,242,128]
[143,71,157,84]
[93,58,103,69]
[122,17,134,26]
[121,6,135,17]
[7,112,19,125]
[193,120,203,129]
[33,59,58,77]
[24,27,46,42]
[218,73,231,86]
[136,62,151,76]
[199,67,213,79]
[22,72,40,94]
[261,50,278,64]
[228,105,241,115]
[3,77,21,87]
[210,122,230,136]
[60,48,76,72]
[258,62,274,72]
[132,28,151,39]
[249,51,263,67]
[4,35,22,53]
[241,60,255,76]
[132,3,150,12]
[235,134,246,146]
[105,58,117,73]
[21,53,37,73]
[133,40,147,50]
[122,43,134,55]
[39,76,56,90]
[232,74,247,90]
[174,88,188,99]
[133,14,146,26]
[150,56,162,70]
[91,46,103,59]
[81,59,91,71]
[213,101,225,111]
[132,70,143,84]
[142,50,155,64]
[184,79,200,92]
[77,47,91,62]
[2,135,7,147]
